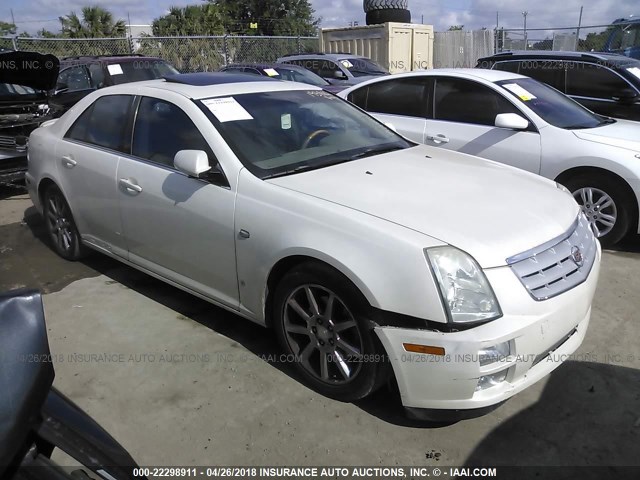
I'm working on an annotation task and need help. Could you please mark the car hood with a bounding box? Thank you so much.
[268,145,579,268]
[572,119,640,153]
[0,51,60,92]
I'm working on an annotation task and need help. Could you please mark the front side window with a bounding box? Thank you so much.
[433,77,520,126]
[199,90,412,179]
[496,77,606,129]
[65,95,133,152]
[132,97,214,168]
[57,66,91,92]
[566,63,631,99]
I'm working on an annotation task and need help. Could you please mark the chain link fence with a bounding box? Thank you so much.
[433,29,495,68]
[6,36,320,72]
[497,22,637,54]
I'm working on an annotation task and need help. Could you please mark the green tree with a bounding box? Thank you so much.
[210,0,319,36]
[152,4,224,36]
[448,25,464,31]
[60,6,126,38]
[0,20,17,36]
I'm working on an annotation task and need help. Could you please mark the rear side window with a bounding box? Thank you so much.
[65,95,133,152]
[566,64,630,99]
[493,61,520,74]
[132,97,214,168]
[518,61,565,91]
[354,78,428,117]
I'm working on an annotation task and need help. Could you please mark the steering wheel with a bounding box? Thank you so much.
[301,129,330,149]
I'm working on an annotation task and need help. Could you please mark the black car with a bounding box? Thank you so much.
[477,51,640,121]
[219,62,347,94]
[0,50,59,186]
[51,54,179,114]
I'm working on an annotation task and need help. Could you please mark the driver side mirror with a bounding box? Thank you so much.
[333,70,348,80]
[612,89,638,105]
[495,113,529,130]
[54,82,69,95]
[174,150,212,178]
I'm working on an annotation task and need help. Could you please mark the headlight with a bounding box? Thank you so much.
[425,246,502,324]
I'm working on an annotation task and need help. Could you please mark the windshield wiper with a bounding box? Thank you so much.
[349,144,406,160]
[263,164,317,179]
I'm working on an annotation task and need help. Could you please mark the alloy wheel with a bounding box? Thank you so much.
[283,284,364,385]
[46,193,74,253]
[573,187,617,238]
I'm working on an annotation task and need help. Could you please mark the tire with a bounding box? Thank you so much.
[43,184,87,261]
[366,9,411,25]
[363,0,409,12]
[563,173,635,247]
[272,262,390,401]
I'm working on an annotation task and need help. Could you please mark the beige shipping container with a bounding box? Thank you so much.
[319,22,434,73]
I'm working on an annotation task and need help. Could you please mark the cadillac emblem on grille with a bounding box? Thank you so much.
[570,246,584,267]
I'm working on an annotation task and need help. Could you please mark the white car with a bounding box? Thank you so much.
[339,68,640,246]
[26,73,600,420]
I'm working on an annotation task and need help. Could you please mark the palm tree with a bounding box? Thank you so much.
[60,6,127,38]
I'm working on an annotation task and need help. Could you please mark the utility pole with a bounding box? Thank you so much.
[496,11,499,52]
[522,11,528,50]
[575,6,583,50]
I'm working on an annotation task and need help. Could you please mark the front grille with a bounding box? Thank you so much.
[508,214,597,300]
[0,135,17,149]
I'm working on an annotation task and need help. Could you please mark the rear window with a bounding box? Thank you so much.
[107,60,179,85]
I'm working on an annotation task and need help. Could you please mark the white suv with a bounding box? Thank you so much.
[26,73,600,420]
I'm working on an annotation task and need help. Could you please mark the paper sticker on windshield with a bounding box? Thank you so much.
[281,113,292,130]
[502,83,537,101]
[627,67,640,81]
[263,68,279,77]
[341,60,353,68]
[107,64,123,75]
[202,97,253,122]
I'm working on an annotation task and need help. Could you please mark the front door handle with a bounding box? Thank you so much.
[426,134,450,145]
[61,155,77,168]
[119,178,143,194]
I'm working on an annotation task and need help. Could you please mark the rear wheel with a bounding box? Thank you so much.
[563,173,635,247]
[43,185,87,261]
[273,262,390,401]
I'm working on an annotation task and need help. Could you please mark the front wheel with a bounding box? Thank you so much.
[563,174,635,247]
[273,262,390,401]
[43,185,87,261]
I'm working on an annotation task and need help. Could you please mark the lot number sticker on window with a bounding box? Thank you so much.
[503,83,537,101]
[263,68,279,77]
[107,64,123,75]
[202,97,254,122]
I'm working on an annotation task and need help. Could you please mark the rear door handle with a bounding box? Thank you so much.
[119,178,143,194]
[426,134,450,145]
[61,155,77,168]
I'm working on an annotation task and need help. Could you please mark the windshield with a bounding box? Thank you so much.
[109,60,179,85]
[274,67,330,87]
[496,78,607,129]
[339,57,388,77]
[198,89,411,179]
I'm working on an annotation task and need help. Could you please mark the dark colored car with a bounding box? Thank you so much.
[0,50,59,186]
[219,62,347,93]
[477,51,640,121]
[50,54,179,114]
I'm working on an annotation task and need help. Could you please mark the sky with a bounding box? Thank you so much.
[2,0,638,36]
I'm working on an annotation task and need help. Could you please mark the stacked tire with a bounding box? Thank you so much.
[363,0,411,25]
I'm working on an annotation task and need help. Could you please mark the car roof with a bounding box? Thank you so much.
[478,50,640,67]
[60,54,165,65]
[366,68,524,82]
[279,53,367,61]
[97,73,321,99]
[223,62,309,71]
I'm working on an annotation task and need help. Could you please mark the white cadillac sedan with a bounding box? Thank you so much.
[26,73,600,420]
[339,69,640,246]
